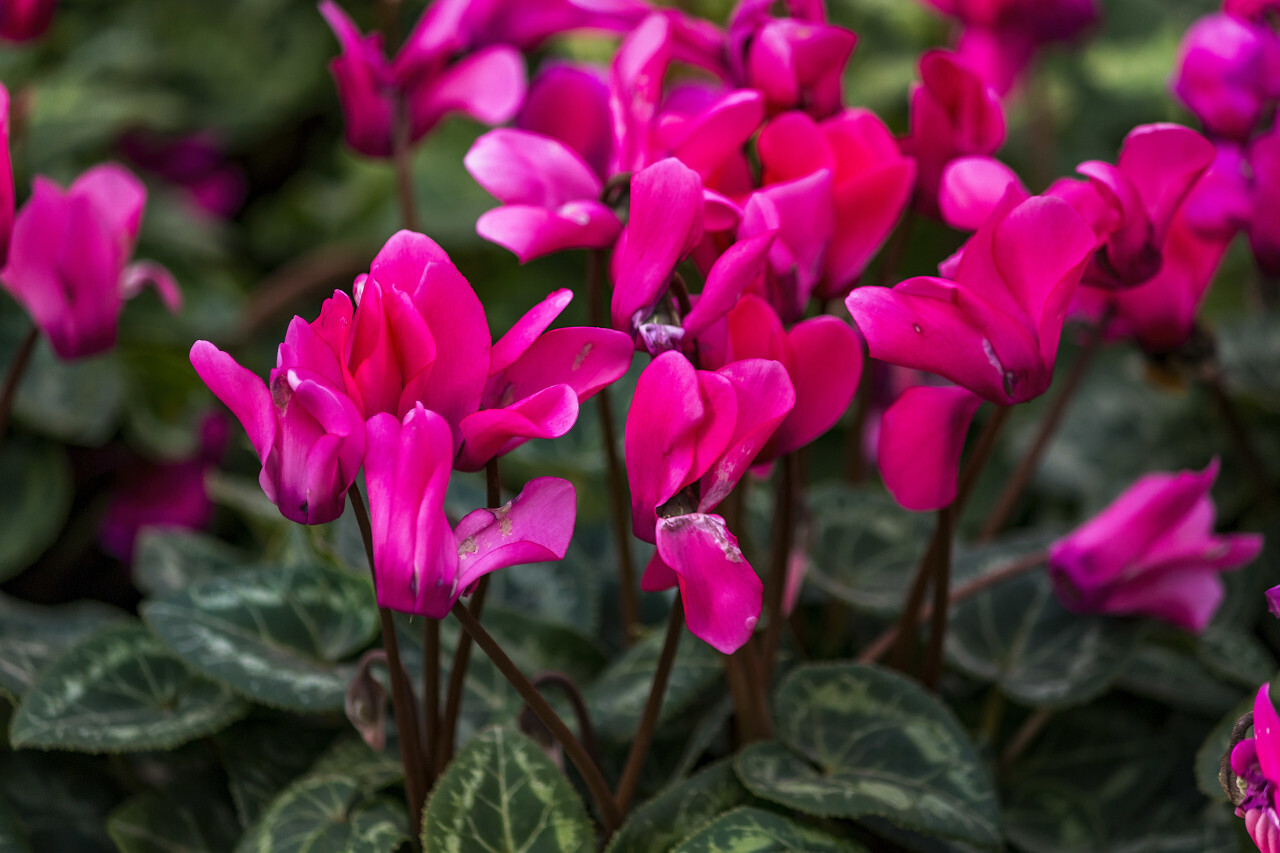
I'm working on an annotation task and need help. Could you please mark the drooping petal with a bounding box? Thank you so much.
[877,384,983,512]
[769,316,862,457]
[454,477,576,591]
[120,261,182,313]
[656,513,761,654]
[625,350,702,540]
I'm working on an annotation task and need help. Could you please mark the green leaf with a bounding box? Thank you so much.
[0,795,29,853]
[1196,697,1253,803]
[587,620,723,741]
[142,562,379,712]
[1197,627,1277,690]
[0,750,122,852]
[305,735,404,794]
[735,663,1002,850]
[235,774,408,853]
[1002,781,1107,853]
[608,760,753,853]
[672,806,868,853]
[216,721,338,827]
[12,341,124,446]
[107,780,241,853]
[1117,639,1243,717]
[0,593,127,699]
[9,622,248,752]
[945,570,1140,707]
[133,529,247,597]
[0,438,73,582]
[805,485,934,614]
[422,726,594,853]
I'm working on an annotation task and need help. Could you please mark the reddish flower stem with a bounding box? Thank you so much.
[758,454,797,691]
[452,600,622,833]
[614,598,684,817]
[421,618,439,786]
[349,482,428,841]
[392,94,419,233]
[0,324,37,449]
[921,505,955,690]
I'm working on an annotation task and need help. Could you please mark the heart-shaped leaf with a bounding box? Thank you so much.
[0,593,126,700]
[608,760,753,853]
[133,530,246,597]
[10,622,248,752]
[423,726,594,853]
[142,563,378,712]
[735,663,1001,850]
[235,774,407,853]
[107,779,241,853]
[215,721,339,827]
[672,806,868,853]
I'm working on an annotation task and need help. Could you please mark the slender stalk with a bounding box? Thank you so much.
[437,575,488,772]
[0,325,36,447]
[759,454,796,688]
[392,95,419,232]
[980,334,1103,541]
[724,643,764,743]
[436,459,501,772]
[888,509,949,674]
[614,599,684,816]
[452,601,622,832]
[953,405,1011,517]
[421,619,439,785]
[526,672,602,766]
[920,506,955,689]
[349,483,427,841]
[857,550,1046,664]
[1000,707,1052,769]
[587,249,640,644]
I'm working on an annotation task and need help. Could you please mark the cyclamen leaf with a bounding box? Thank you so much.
[306,735,404,793]
[13,340,124,446]
[215,721,339,827]
[141,562,379,712]
[1002,781,1107,853]
[0,751,120,851]
[945,569,1140,708]
[422,726,594,853]
[9,622,248,752]
[0,593,127,699]
[0,438,72,583]
[1117,640,1242,717]
[608,760,754,853]
[106,780,240,853]
[133,529,246,597]
[1195,697,1253,803]
[234,774,408,853]
[735,663,1002,850]
[672,806,868,853]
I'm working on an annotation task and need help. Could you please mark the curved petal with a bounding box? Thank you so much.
[939,156,1026,232]
[491,326,633,406]
[455,384,579,470]
[771,316,862,457]
[465,129,602,207]
[70,163,147,246]
[490,289,574,376]
[406,46,527,141]
[189,341,275,463]
[657,513,761,654]
[519,62,612,178]
[1116,123,1216,243]
[120,261,182,313]
[877,384,983,512]
[454,477,577,591]
[476,202,621,262]
[625,350,702,540]
[683,231,775,339]
[700,358,794,509]
[669,89,765,178]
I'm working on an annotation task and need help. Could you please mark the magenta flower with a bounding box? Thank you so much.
[1,163,181,360]
[845,188,1095,405]
[454,0,651,52]
[754,108,916,301]
[189,307,367,525]
[518,62,613,179]
[1048,460,1263,633]
[876,384,983,512]
[99,414,228,562]
[627,350,795,653]
[1249,131,1280,274]
[120,130,247,219]
[0,85,13,268]
[703,294,863,461]
[1233,686,1280,853]
[1171,13,1280,141]
[455,288,634,470]
[0,0,55,41]
[725,0,857,120]
[918,0,1098,94]
[319,0,526,158]
[365,403,575,617]
[1050,123,1216,291]
[901,50,1006,217]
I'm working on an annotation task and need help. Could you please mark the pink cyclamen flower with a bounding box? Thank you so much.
[319,0,526,158]
[1267,584,1280,619]
[877,383,984,512]
[901,50,1006,217]
[1231,685,1280,853]
[0,0,55,41]
[754,108,916,301]
[365,403,575,617]
[846,187,1096,405]
[99,414,228,562]
[627,350,795,653]
[120,130,247,219]
[725,0,858,120]
[1048,459,1263,633]
[518,62,613,179]
[1,163,181,360]
[0,84,13,267]
[1171,13,1280,141]
[189,312,367,525]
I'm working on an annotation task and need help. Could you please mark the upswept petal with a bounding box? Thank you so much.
[490,289,573,375]
[769,316,862,457]
[490,326,633,406]
[877,384,983,511]
[518,62,612,178]
[454,477,576,591]
[465,129,603,207]
[666,89,765,179]
[699,358,794,509]
[455,384,579,470]
[1115,123,1215,245]
[938,156,1027,231]
[682,231,776,339]
[189,341,276,463]
[405,45,527,140]
[476,202,622,262]
[656,513,761,654]
[70,163,147,246]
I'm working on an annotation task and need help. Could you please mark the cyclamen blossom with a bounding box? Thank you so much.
[1048,460,1262,633]
[120,130,247,219]
[627,351,795,653]
[1171,12,1280,141]
[365,404,576,618]
[1234,685,1280,853]
[2,163,181,360]
[319,0,526,158]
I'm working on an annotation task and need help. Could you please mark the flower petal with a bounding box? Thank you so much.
[877,384,983,512]
[454,477,577,591]
[657,513,761,654]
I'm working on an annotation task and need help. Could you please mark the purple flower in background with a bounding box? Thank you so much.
[0,0,55,42]
[120,130,247,219]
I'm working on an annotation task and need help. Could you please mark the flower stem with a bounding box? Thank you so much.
[614,598,684,816]
[525,672,602,766]
[758,454,797,689]
[980,333,1102,541]
[1000,707,1052,770]
[451,600,622,833]
[392,95,419,232]
[954,404,1011,517]
[436,458,501,773]
[857,550,1046,665]
[421,618,439,785]
[349,482,427,842]
[920,505,956,690]
[0,324,38,448]
[1203,366,1271,503]
[587,248,640,644]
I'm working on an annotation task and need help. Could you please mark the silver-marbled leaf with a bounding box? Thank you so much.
[235,774,407,853]
[672,806,867,853]
[0,593,126,699]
